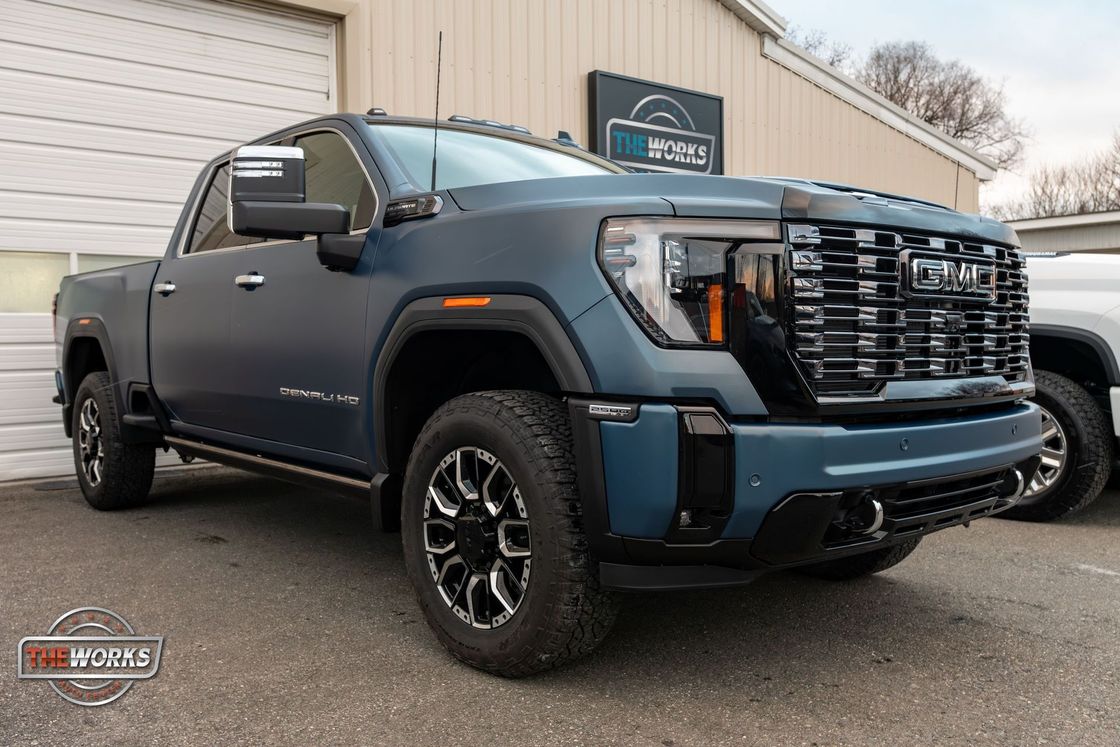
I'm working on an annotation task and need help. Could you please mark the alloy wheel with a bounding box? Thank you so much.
[1024,405,1067,497]
[78,398,104,487]
[423,447,531,629]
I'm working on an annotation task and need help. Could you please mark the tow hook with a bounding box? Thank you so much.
[835,492,885,536]
[999,468,1026,506]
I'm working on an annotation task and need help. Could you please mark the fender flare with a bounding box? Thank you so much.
[1030,323,1120,386]
[371,294,593,473]
[60,317,121,437]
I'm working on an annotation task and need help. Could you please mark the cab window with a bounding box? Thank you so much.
[187,131,376,254]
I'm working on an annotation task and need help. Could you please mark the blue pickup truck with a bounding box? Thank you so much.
[54,112,1042,676]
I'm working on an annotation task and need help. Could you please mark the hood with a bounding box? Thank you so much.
[1026,252,1120,291]
[448,174,1017,245]
[448,173,786,219]
[777,178,1018,246]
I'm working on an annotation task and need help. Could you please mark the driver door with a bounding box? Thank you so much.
[224,129,380,459]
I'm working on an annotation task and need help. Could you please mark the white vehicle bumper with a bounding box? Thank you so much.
[1112,387,1120,437]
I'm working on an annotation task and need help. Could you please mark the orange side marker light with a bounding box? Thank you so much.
[442,296,492,308]
[707,285,724,343]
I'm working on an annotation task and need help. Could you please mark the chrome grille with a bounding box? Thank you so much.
[786,223,1029,397]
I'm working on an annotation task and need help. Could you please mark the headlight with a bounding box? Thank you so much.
[598,218,781,346]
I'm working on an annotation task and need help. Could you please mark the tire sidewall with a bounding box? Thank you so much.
[401,406,565,661]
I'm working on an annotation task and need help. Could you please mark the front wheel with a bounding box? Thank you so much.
[401,390,618,677]
[71,371,155,510]
[1000,370,1113,521]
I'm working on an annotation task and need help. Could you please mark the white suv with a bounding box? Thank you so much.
[1016,253,1120,520]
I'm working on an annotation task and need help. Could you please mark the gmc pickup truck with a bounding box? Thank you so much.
[55,112,1043,676]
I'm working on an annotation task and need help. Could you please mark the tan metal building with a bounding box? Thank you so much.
[1009,211,1120,255]
[322,0,994,210]
[0,0,995,480]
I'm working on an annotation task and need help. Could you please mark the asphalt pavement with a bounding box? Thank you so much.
[2,466,1117,746]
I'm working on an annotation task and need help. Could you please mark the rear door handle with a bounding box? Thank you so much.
[235,274,265,288]
[153,282,176,295]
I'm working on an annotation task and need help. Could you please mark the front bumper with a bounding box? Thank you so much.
[1111,386,1120,438]
[570,400,1043,590]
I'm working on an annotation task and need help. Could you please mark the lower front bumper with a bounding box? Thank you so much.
[1111,386,1120,438]
[570,400,1043,590]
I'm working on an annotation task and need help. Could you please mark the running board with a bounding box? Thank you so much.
[164,436,370,499]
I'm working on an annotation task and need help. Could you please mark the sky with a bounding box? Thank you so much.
[773,0,1120,211]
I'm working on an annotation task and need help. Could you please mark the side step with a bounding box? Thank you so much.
[164,436,370,499]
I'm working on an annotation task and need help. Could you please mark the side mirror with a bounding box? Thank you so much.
[228,146,349,241]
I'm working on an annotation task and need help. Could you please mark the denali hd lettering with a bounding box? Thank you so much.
[279,387,360,406]
[53,110,1042,678]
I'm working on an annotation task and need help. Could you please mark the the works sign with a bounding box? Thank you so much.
[588,70,724,175]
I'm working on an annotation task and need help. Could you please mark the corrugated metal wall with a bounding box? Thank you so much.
[0,0,338,481]
[342,0,980,210]
[1014,222,1120,254]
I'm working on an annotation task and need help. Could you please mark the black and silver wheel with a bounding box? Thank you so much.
[1000,369,1113,521]
[423,447,532,629]
[1024,404,1067,496]
[401,390,618,677]
[77,397,105,487]
[71,371,155,510]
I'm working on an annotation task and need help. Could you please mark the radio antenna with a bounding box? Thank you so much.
[430,31,443,192]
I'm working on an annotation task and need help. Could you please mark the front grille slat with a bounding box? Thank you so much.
[786,223,1030,397]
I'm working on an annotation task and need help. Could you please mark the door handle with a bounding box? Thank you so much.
[235,274,265,288]
[153,282,176,295]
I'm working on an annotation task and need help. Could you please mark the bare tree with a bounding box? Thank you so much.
[783,32,1026,171]
[855,42,1026,170]
[785,26,853,69]
[993,132,1120,219]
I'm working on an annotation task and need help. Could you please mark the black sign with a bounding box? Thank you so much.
[588,70,724,175]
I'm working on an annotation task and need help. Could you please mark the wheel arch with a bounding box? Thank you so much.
[372,294,593,476]
[1029,324,1120,391]
[61,318,119,438]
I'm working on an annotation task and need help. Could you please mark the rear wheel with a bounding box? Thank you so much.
[1001,370,1113,521]
[401,390,618,677]
[72,371,155,510]
[798,538,922,581]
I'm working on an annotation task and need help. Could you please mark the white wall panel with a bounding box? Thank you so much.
[0,0,337,480]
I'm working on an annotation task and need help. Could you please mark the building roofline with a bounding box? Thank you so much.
[718,0,787,36]
[759,35,999,181]
[1008,210,1120,231]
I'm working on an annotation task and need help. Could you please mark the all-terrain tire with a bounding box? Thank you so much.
[72,371,155,510]
[400,390,618,677]
[798,538,922,581]
[1001,370,1113,522]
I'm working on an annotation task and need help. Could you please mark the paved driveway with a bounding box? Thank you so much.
[2,467,1117,745]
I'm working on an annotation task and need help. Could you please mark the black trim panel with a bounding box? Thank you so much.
[61,317,119,439]
[568,398,629,564]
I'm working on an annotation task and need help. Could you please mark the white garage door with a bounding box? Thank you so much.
[0,0,337,481]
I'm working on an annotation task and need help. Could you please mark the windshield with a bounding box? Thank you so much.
[366,123,621,190]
